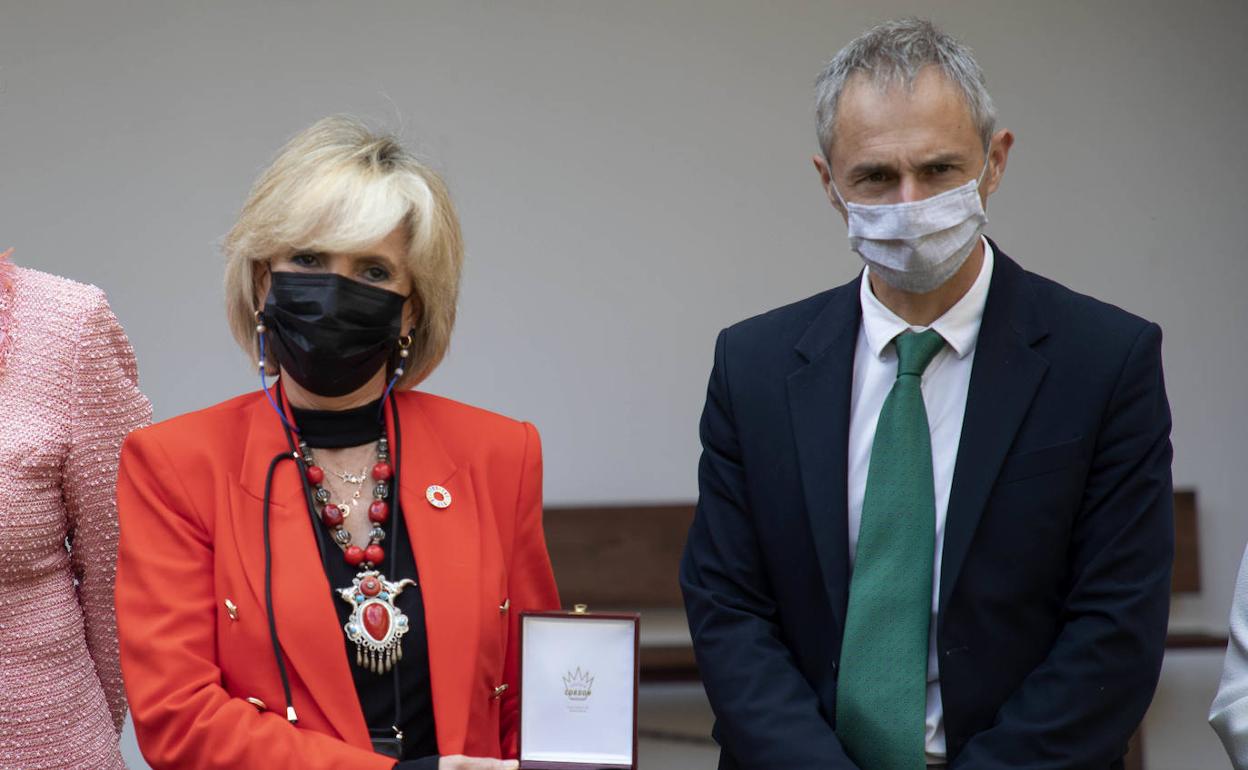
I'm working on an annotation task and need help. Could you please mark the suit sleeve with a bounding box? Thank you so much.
[1211,543,1248,769]
[115,430,397,770]
[498,421,561,758]
[680,329,859,769]
[62,291,151,733]
[953,322,1174,769]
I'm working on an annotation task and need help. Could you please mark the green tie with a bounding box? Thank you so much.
[836,329,946,770]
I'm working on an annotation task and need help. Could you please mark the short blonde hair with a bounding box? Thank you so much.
[224,115,463,388]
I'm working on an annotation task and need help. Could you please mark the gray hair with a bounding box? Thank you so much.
[815,18,996,156]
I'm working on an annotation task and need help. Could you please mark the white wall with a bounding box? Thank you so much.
[2,1,1245,765]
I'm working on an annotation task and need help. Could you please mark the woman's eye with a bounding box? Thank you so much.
[363,266,391,282]
[290,252,319,267]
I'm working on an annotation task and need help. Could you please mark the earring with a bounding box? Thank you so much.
[394,333,413,379]
[254,311,268,376]
[255,309,297,433]
[379,333,414,418]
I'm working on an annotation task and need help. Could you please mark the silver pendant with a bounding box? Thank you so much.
[338,571,417,674]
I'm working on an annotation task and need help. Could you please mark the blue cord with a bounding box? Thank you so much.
[257,324,300,436]
[377,336,410,422]
[378,367,402,422]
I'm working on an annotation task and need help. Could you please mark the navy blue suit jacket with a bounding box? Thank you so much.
[680,243,1174,769]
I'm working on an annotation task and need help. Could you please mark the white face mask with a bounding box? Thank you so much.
[830,156,990,294]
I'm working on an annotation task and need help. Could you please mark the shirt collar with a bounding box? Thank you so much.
[858,235,995,360]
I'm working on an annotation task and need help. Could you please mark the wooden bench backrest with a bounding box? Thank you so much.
[545,489,1199,609]
[544,504,694,609]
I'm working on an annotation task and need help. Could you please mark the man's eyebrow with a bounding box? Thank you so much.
[916,152,969,167]
[846,151,972,180]
[847,160,898,179]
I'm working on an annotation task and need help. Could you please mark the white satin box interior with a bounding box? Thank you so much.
[519,610,640,769]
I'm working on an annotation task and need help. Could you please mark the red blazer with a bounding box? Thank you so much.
[116,388,560,769]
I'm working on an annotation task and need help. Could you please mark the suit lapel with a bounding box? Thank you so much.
[939,249,1050,615]
[232,387,371,746]
[786,279,862,637]
[388,394,479,754]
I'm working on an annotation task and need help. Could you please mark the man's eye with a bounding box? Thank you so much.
[864,172,889,184]
[927,164,954,175]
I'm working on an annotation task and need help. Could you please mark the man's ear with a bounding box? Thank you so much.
[982,128,1015,198]
[813,153,846,216]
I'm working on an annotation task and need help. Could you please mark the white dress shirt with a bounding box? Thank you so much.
[847,237,994,763]
[1211,542,1248,769]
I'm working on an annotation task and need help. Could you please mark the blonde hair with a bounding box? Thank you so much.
[224,115,463,387]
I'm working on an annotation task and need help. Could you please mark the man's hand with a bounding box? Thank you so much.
[438,756,520,770]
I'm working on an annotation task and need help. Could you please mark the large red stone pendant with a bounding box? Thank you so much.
[338,570,417,674]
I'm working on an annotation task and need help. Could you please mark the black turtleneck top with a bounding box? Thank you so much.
[290,399,438,770]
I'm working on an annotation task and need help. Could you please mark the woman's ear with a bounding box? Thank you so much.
[402,292,422,333]
[253,261,272,312]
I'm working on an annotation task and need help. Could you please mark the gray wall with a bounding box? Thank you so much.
[2,1,1245,766]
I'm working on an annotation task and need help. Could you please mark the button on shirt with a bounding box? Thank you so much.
[847,237,994,763]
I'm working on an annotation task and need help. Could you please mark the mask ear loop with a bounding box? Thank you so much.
[823,155,851,211]
[829,182,850,210]
[378,332,413,421]
[974,147,992,188]
[255,310,301,436]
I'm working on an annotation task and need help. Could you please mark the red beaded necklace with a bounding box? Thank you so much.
[302,436,393,567]
[300,435,415,674]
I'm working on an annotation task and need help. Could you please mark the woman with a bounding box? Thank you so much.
[115,117,560,770]
[0,247,151,768]
[1212,541,1248,769]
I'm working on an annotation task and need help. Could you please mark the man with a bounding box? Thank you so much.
[680,18,1173,770]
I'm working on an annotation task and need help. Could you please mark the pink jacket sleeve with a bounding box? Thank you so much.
[62,289,152,732]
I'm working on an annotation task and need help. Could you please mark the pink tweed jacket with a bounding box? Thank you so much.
[0,251,151,770]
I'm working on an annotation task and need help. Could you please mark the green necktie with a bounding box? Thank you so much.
[836,329,946,770]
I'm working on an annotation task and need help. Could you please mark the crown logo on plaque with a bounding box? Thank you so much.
[562,667,594,701]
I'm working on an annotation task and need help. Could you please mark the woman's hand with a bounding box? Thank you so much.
[438,756,519,770]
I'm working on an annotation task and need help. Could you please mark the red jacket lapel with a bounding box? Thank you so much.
[388,394,482,754]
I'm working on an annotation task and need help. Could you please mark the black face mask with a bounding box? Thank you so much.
[262,271,407,398]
